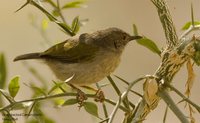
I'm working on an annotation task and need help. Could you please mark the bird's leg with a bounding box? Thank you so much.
[81,86,105,102]
[68,84,88,107]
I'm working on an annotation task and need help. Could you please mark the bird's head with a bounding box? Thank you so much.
[80,27,142,52]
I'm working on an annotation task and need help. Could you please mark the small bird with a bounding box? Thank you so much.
[14,27,141,102]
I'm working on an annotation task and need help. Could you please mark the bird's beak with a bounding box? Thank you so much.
[129,35,143,41]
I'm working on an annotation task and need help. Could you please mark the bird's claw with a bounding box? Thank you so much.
[94,89,105,102]
[77,90,88,108]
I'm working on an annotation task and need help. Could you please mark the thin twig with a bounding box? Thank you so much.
[107,76,121,96]
[96,83,109,121]
[0,92,127,112]
[26,101,37,118]
[99,118,109,123]
[163,105,168,123]
[30,0,75,36]
[108,76,146,123]
[179,25,200,40]
[107,76,131,111]
[56,0,68,25]
[158,89,189,123]
[108,93,123,123]
[166,83,200,113]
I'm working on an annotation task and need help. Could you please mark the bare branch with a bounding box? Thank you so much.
[131,35,198,122]
[158,89,189,123]
[0,92,128,112]
[151,0,178,48]
[108,76,147,123]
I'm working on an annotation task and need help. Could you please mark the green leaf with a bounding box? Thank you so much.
[62,0,87,9]
[132,24,161,56]
[181,21,200,30]
[0,53,6,89]
[8,76,20,98]
[54,98,65,106]
[62,99,78,106]
[136,37,161,56]
[84,102,99,118]
[71,16,80,34]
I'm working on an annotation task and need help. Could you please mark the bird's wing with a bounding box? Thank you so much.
[40,39,99,63]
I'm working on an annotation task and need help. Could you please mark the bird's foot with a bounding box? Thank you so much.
[81,86,105,103]
[94,89,105,102]
[76,89,88,108]
[68,84,88,107]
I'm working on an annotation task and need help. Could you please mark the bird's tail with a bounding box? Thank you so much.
[13,53,41,61]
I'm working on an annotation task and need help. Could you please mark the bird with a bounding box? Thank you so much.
[14,27,142,103]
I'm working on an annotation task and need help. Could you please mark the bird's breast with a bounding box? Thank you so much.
[46,51,122,86]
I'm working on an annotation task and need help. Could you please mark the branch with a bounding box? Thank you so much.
[30,0,75,36]
[158,89,189,123]
[166,84,200,113]
[131,35,198,122]
[107,76,131,111]
[108,76,149,123]
[179,25,200,39]
[56,0,68,25]
[163,105,168,123]
[151,0,178,48]
[0,92,128,112]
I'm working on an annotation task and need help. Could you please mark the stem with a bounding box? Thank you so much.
[166,84,200,113]
[102,103,109,122]
[158,89,189,123]
[30,1,75,36]
[163,105,168,123]
[107,76,121,96]
[0,92,127,112]
[56,0,68,25]
[96,83,109,121]
[108,94,123,123]
[151,0,178,48]
[108,76,146,123]
[179,25,200,39]
[107,76,130,111]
